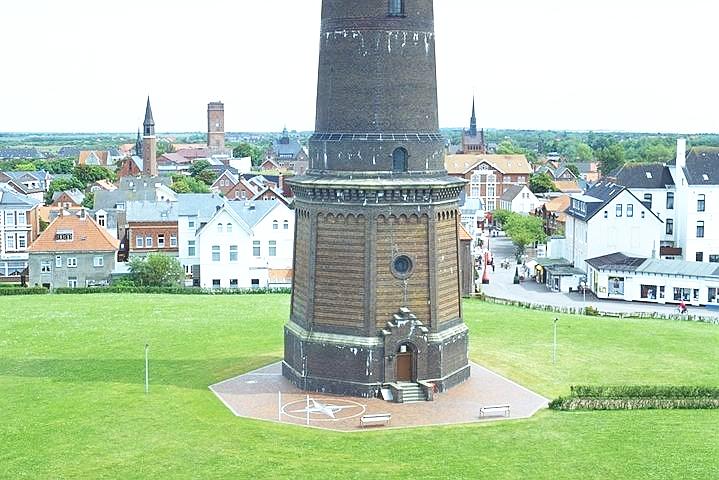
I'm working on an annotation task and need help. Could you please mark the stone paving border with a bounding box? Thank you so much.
[209,362,549,432]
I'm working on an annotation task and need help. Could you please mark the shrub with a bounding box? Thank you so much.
[0,287,49,296]
[549,385,719,411]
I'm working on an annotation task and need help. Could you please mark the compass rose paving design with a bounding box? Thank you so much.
[209,362,549,432]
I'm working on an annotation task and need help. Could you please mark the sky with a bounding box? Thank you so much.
[1,0,718,134]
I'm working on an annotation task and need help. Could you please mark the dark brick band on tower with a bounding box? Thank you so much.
[283,0,470,398]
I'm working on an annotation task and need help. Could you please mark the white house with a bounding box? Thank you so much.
[564,182,663,272]
[586,252,719,307]
[196,200,294,289]
[499,184,539,214]
[0,185,41,280]
[177,193,226,285]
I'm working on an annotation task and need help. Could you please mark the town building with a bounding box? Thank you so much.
[27,210,119,289]
[586,252,719,307]
[122,201,179,259]
[284,0,470,398]
[563,181,663,272]
[533,194,570,236]
[0,185,41,282]
[207,101,227,153]
[176,193,225,285]
[459,97,486,154]
[499,184,539,213]
[117,156,143,178]
[51,189,85,209]
[0,171,51,202]
[77,150,121,169]
[446,153,532,211]
[263,128,309,174]
[195,200,294,289]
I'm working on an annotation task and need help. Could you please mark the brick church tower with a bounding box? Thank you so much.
[283,0,470,398]
[207,101,225,151]
[142,97,158,177]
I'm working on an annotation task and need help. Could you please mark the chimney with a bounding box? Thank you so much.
[279,173,284,192]
[676,139,687,171]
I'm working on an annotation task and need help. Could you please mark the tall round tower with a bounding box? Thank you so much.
[283,0,470,398]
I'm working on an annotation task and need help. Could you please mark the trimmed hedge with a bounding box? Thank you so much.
[0,287,49,296]
[550,385,719,411]
[53,286,292,295]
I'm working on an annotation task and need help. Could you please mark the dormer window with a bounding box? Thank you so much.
[389,0,405,16]
[55,230,74,242]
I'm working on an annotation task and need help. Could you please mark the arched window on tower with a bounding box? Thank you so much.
[389,0,404,16]
[392,148,408,173]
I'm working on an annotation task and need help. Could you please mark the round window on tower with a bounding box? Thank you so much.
[391,254,414,279]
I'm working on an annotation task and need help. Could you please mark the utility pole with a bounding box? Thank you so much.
[552,318,559,365]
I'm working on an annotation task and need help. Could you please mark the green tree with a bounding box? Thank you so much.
[45,177,85,204]
[503,213,547,258]
[170,174,210,194]
[128,253,185,287]
[189,160,217,186]
[15,162,36,171]
[35,158,75,174]
[232,142,265,166]
[73,164,115,185]
[574,143,594,162]
[492,209,512,226]
[529,173,557,194]
[82,191,95,209]
[596,143,625,176]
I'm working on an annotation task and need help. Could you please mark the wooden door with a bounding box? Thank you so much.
[396,353,413,382]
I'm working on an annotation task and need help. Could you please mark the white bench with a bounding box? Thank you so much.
[479,404,510,418]
[360,413,392,428]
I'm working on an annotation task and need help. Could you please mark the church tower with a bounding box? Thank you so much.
[283,0,471,398]
[462,96,486,154]
[207,101,225,151]
[142,97,158,177]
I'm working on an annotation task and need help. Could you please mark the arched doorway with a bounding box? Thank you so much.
[395,343,415,382]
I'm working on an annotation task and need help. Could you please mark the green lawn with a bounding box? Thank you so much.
[1,295,717,479]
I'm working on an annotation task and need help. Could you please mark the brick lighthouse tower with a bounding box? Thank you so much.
[283,0,470,398]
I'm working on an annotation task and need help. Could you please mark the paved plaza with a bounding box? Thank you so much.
[482,234,719,319]
[210,362,549,432]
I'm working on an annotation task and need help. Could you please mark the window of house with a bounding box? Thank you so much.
[673,287,691,301]
[643,193,652,210]
[696,252,704,262]
[41,261,51,273]
[640,285,657,300]
[616,204,623,217]
[659,286,665,299]
[229,245,238,262]
[188,240,196,257]
[170,234,177,247]
[188,221,195,229]
[283,220,289,230]
[145,236,153,248]
[608,277,625,295]
[55,230,74,242]
[93,256,104,267]
[627,204,634,217]
[392,147,408,172]
[388,0,404,16]
[5,212,14,225]
[230,279,239,289]
[217,223,223,233]
[212,279,221,289]
[269,240,277,257]
[226,223,233,233]
[697,221,705,238]
[666,219,674,235]
[251,279,260,289]
[136,236,144,248]
[67,277,78,289]
[212,245,221,262]
[67,257,77,268]
[158,234,165,248]
[666,192,674,210]
[710,255,719,263]
[273,220,279,230]
[5,234,15,250]
[55,256,62,268]
[709,288,718,303]
[97,214,106,227]
[698,194,705,212]
[693,289,700,301]
[18,212,26,225]
[253,241,261,257]
[17,234,26,249]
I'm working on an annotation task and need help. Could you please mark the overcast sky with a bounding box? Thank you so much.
[2,0,718,134]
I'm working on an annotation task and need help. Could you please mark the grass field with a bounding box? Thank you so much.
[1,295,717,479]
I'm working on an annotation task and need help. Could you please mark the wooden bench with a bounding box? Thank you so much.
[360,413,392,428]
[479,404,510,418]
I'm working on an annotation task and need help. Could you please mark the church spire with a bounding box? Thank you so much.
[469,96,477,137]
[135,128,142,156]
[143,97,155,136]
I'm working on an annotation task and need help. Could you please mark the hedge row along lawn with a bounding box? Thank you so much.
[2,295,717,479]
